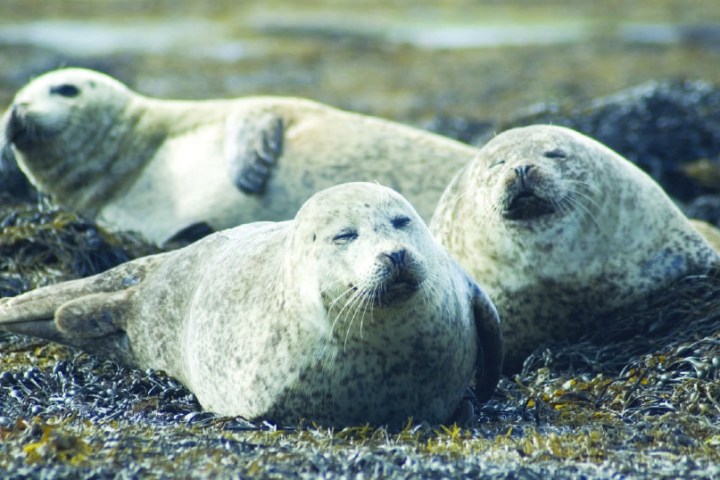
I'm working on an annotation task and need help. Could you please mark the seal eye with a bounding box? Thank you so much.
[489,159,506,169]
[544,149,567,159]
[391,216,411,229]
[333,229,358,245]
[50,84,80,98]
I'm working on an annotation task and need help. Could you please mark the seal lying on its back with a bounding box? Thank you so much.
[2,68,475,245]
[430,125,719,373]
[0,183,502,428]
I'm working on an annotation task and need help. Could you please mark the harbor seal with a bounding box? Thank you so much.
[0,182,503,428]
[430,125,720,373]
[2,67,476,245]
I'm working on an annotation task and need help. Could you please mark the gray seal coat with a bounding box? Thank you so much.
[431,125,719,373]
[0,182,502,428]
[2,68,475,245]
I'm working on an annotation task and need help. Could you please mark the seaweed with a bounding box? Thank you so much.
[0,200,719,478]
[0,197,158,296]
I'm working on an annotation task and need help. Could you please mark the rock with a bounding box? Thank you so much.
[427,79,720,210]
[686,195,720,227]
[505,79,720,203]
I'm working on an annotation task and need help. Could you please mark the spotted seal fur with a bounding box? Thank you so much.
[0,182,502,427]
[431,125,720,372]
[2,67,475,245]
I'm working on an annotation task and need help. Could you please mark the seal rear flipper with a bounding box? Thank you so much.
[0,288,133,343]
[0,255,160,338]
[55,289,132,337]
[225,111,284,194]
[1,319,68,345]
[471,284,504,402]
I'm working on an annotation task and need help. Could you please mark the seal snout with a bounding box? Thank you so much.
[374,247,422,305]
[514,164,534,188]
[501,163,557,221]
[6,104,33,148]
[383,249,407,268]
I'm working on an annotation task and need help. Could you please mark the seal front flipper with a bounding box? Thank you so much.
[162,222,215,249]
[470,283,504,402]
[225,111,284,194]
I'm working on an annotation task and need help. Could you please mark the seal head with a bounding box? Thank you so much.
[4,68,146,216]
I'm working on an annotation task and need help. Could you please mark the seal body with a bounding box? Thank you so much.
[430,125,720,373]
[0,183,502,428]
[3,68,475,245]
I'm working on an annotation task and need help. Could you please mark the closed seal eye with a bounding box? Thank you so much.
[544,148,567,159]
[333,229,358,245]
[391,216,411,229]
[50,84,81,98]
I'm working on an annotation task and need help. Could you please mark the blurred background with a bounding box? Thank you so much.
[1,0,720,128]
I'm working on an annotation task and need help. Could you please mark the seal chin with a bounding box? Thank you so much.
[502,189,557,221]
[373,275,421,307]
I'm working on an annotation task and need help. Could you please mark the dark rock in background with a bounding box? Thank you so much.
[428,79,720,226]
[686,194,720,225]
[422,116,495,146]
[506,79,720,204]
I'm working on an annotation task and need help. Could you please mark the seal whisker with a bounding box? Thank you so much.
[565,184,601,210]
[343,284,371,349]
[420,271,447,317]
[357,283,376,342]
[562,193,602,232]
[328,285,361,337]
[564,178,602,197]
[331,284,370,340]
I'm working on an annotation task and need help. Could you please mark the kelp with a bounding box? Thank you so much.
[0,198,719,478]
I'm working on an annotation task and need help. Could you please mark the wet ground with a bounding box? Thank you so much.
[1,0,720,478]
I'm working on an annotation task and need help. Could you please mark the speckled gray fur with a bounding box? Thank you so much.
[4,68,475,245]
[431,125,720,373]
[0,183,502,428]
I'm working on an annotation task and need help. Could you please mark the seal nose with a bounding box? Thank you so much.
[5,106,20,142]
[514,164,535,188]
[384,249,407,268]
[6,106,24,144]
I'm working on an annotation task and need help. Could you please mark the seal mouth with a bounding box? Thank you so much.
[372,280,420,306]
[502,189,557,221]
[369,269,422,307]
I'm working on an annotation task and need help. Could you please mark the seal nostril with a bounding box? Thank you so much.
[387,249,407,267]
[514,164,535,189]
[514,165,534,178]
